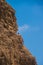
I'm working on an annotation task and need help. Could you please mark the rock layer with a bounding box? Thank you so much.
[0,0,37,65]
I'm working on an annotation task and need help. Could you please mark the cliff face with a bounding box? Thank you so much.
[0,0,37,65]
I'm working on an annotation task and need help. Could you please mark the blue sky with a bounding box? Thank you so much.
[6,0,43,65]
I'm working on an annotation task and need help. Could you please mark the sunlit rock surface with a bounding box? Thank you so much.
[0,0,37,65]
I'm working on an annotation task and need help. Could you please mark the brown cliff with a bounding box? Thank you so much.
[0,0,37,65]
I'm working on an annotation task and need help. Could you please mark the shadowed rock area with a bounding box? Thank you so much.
[0,0,37,65]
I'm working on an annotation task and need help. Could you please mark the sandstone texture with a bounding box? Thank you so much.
[0,0,37,65]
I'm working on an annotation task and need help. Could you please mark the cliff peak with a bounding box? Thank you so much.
[0,0,37,65]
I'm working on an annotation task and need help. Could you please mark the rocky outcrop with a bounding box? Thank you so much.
[0,0,37,65]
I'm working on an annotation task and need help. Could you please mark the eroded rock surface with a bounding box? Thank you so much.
[0,0,37,65]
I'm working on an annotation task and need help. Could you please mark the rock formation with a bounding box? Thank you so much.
[0,0,37,65]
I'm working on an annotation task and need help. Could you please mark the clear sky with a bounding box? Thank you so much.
[6,0,43,65]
